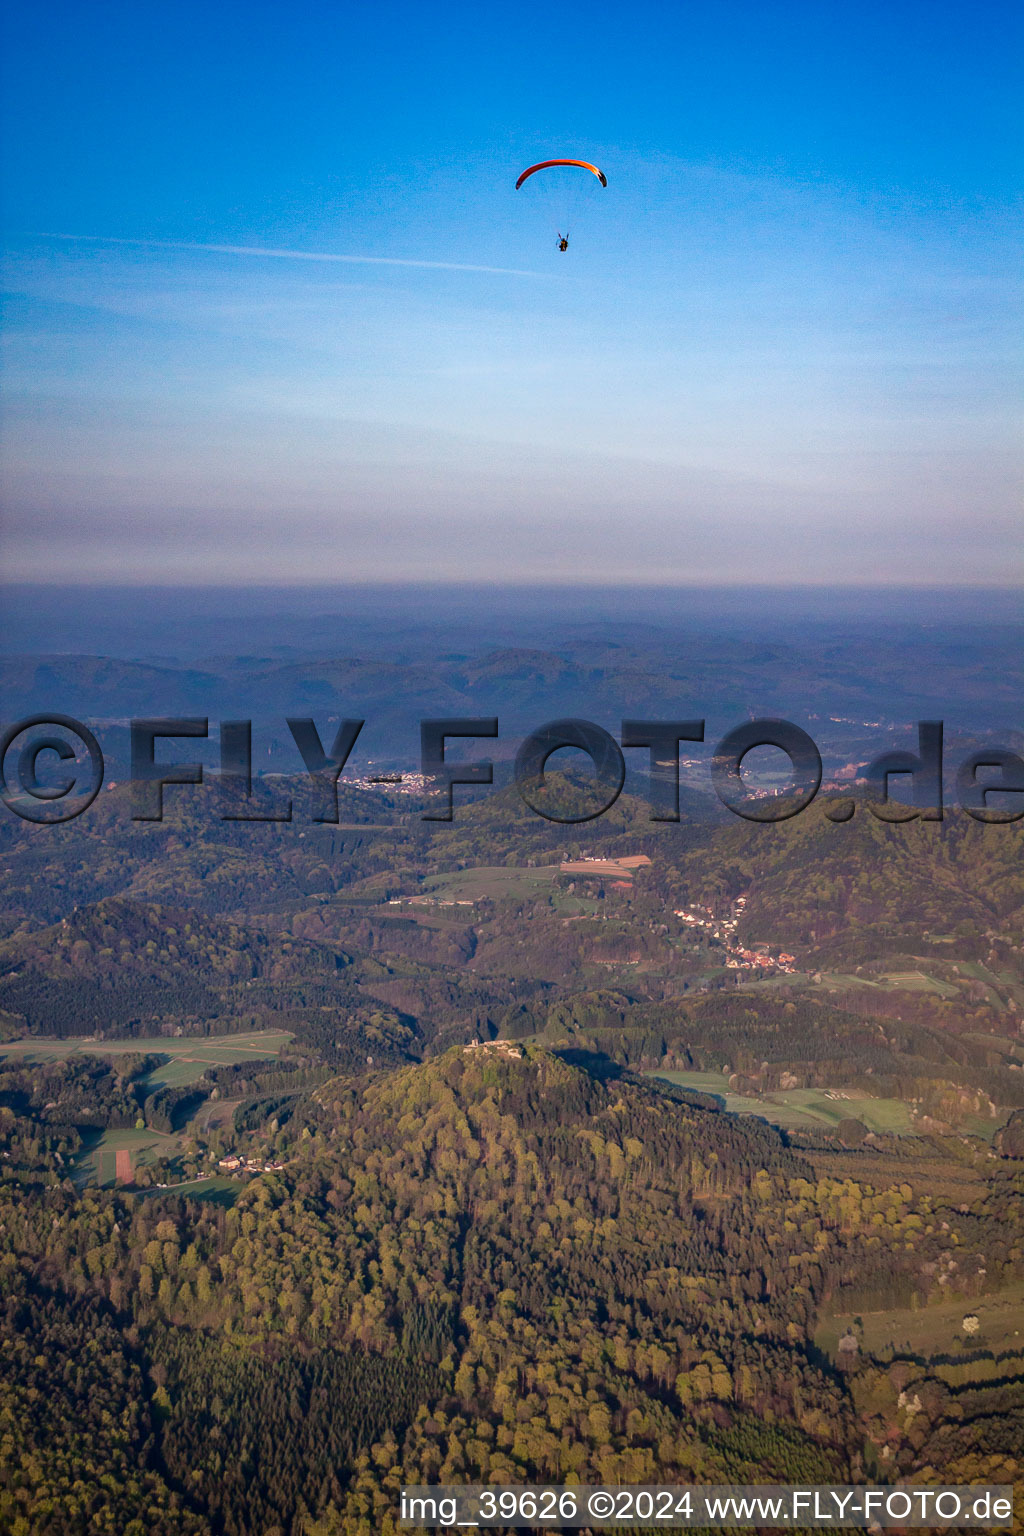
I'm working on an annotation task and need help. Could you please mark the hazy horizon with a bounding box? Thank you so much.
[2,579,1020,667]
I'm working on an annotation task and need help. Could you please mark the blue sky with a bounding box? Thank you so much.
[1,0,1020,585]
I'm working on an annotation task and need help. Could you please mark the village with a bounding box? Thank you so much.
[216,1153,288,1174]
[673,893,798,974]
[341,769,431,795]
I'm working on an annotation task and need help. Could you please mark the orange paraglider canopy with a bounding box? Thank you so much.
[515,159,607,190]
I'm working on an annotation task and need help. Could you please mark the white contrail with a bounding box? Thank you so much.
[33,232,547,278]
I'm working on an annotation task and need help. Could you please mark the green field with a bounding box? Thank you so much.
[816,1280,1024,1363]
[880,969,961,998]
[739,971,880,995]
[960,961,1007,984]
[73,1126,179,1187]
[654,1070,733,1093]
[192,1096,245,1133]
[418,865,561,902]
[139,1173,240,1206]
[810,971,883,991]
[0,1029,293,1087]
[648,1071,915,1134]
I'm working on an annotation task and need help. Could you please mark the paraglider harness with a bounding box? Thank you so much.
[557,233,569,252]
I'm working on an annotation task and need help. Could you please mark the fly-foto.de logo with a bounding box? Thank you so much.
[0,713,1021,826]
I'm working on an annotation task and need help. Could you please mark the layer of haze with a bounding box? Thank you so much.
[1,0,1021,586]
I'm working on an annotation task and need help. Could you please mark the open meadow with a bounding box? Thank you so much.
[816,1280,1024,1369]
[649,1069,916,1134]
[73,1125,179,1187]
[0,1029,293,1087]
[419,865,562,902]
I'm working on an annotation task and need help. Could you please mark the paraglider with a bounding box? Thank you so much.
[514,159,608,190]
[516,159,607,251]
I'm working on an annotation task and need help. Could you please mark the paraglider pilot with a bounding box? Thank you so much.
[557,233,569,252]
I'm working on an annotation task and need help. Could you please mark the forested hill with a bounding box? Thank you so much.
[0,898,352,986]
[2,1044,1022,1534]
[0,898,358,1043]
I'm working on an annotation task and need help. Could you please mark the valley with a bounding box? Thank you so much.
[1,725,1021,1534]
